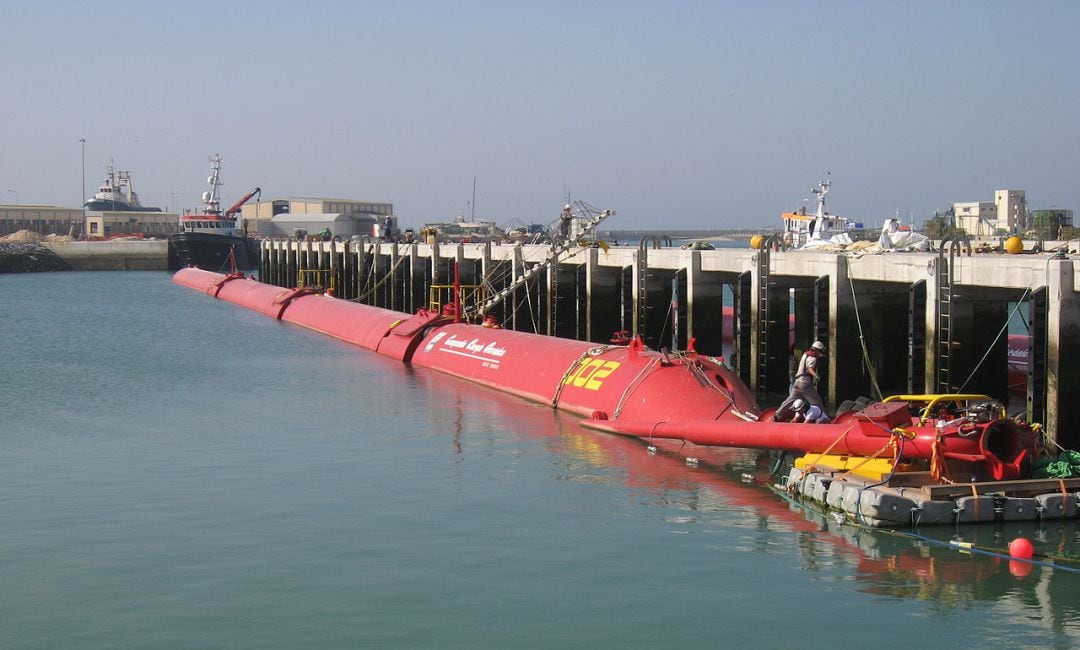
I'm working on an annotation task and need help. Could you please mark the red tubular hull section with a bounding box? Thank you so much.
[410,324,595,411]
[580,416,997,466]
[279,296,403,352]
[173,267,239,296]
[409,324,759,421]
[174,268,405,350]
[174,267,296,318]
[375,311,452,362]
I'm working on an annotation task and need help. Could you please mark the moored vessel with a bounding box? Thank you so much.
[84,163,161,212]
[168,155,260,272]
[420,217,505,243]
[781,177,860,248]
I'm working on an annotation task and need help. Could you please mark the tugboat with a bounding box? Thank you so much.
[84,162,161,212]
[168,155,260,272]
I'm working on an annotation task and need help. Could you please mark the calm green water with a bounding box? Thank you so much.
[1,271,1078,649]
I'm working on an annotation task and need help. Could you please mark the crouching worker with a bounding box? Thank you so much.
[773,398,830,423]
[791,398,831,424]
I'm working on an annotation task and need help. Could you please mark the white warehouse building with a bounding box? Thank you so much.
[241,197,395,238]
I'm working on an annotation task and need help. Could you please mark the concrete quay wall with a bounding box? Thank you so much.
[259,238,1080,447]
[43,240,168,271]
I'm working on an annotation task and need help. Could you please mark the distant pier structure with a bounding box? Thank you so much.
[258,238,1080,448]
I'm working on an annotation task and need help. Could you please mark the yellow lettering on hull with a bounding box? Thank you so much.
[564,359,621,391]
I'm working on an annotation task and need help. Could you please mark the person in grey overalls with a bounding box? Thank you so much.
[776,340,828,418]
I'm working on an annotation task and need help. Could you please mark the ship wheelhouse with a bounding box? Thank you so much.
[180,214,238,236]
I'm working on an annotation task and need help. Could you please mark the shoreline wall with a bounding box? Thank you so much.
[42,240,168,271]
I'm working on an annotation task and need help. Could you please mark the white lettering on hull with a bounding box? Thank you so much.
[436,334,508,369]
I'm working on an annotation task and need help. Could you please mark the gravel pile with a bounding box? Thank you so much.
[0,242,71,273]
[0,229,45,243]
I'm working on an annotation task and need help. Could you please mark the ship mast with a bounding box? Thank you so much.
[811,175,830,219]
[202,154,223,215]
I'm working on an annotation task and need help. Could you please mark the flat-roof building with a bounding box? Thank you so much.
[241,197,395,238]
[952,189,1026,236]
[0,205,179,239]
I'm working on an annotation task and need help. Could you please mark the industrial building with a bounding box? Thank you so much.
[83,210,179,238]
[0,205,84,237]
[241,197,395,239]
[0,204,179,239]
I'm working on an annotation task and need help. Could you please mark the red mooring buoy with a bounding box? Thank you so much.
[1009,537,1035,560]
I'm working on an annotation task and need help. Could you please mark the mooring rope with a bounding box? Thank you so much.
[956,286,1031,394]
[847,273,883,401]
[353,250,410,302]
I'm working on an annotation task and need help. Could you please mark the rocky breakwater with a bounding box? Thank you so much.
[0,231,72,273]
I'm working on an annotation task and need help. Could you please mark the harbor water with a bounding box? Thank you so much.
[2,271,1078,649]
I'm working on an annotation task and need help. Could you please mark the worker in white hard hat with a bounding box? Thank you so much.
[559,204,572,241]
[775,340,828,419]
[791,397,830,424]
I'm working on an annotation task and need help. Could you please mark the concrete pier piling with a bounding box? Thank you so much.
[258,238,1080,448]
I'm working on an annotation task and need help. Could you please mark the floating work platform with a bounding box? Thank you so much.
[783,461,1080,527]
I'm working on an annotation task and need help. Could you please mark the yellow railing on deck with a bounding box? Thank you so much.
[429,284,486,320]
[297,269,336,294]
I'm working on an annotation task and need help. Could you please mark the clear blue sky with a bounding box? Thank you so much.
[2,0,1077,230]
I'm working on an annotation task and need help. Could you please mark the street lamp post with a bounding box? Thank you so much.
[79,138,86,210]
[6,189,18,205]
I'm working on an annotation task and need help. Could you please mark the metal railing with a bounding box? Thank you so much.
[297,268,337,294]
[429,283,486,321]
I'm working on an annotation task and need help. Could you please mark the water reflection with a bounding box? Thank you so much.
[400,362,1080,635]
[635,444,1080,635]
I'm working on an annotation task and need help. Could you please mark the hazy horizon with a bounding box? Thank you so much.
[2,1,1077,230]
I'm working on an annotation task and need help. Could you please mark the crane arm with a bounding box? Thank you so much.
[225,187,261,218]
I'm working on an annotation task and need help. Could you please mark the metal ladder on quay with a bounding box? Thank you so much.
[755,240,773,403]
[636,242,649,343]
[633,236,671,345]
[935,237,969,393]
